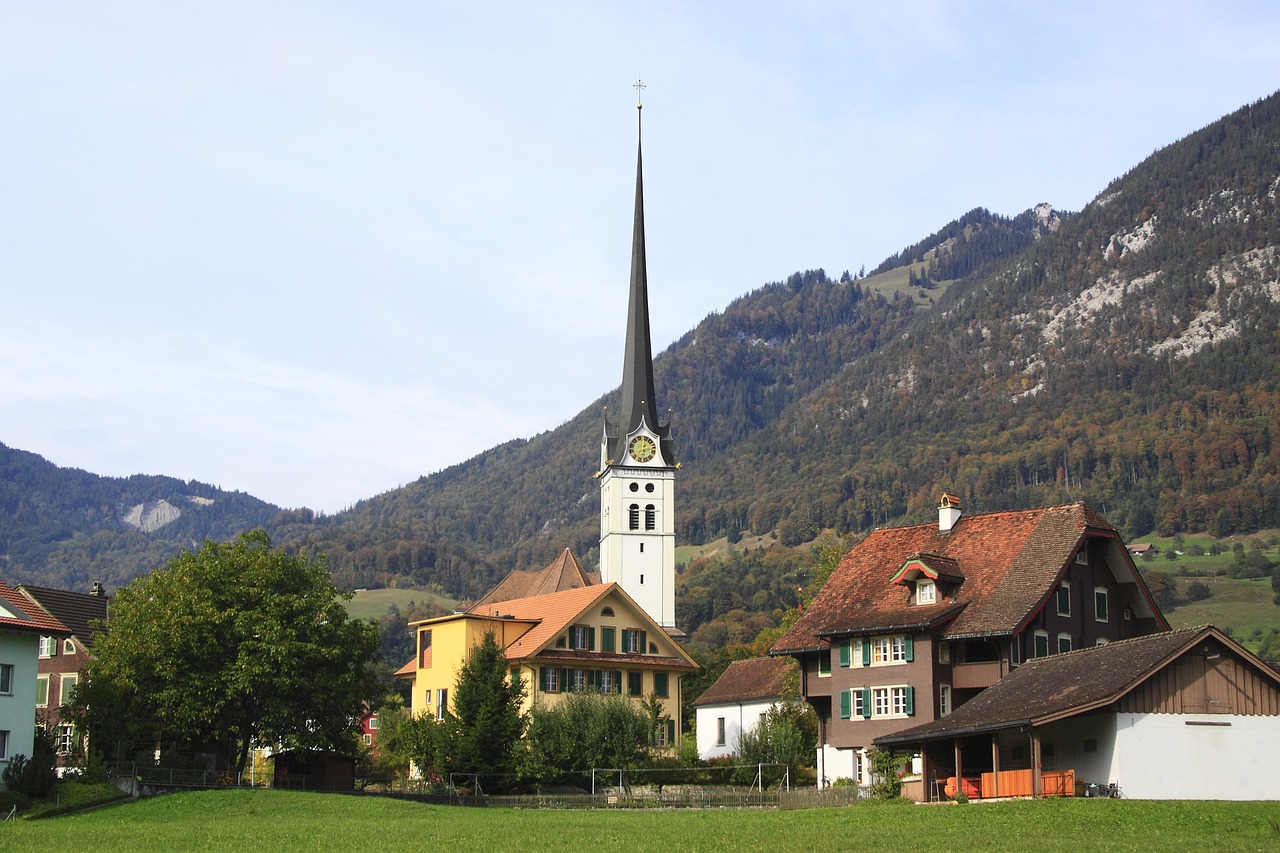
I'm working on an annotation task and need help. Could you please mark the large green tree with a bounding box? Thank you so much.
[73,530,382,774]
[438,630,526,792]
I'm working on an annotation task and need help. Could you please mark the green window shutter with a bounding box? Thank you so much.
[561,668,571,692]
[588,627,596,651]
[639,631,648,654]
[839,689,851,719]
[905,686,915,715]
[861,638,872,666]
[667,720,675,745]
[861,688,872,719]
[903,634,914,662]
[539,666,546,691]
[602,627,615,652]
[838,640,850,668]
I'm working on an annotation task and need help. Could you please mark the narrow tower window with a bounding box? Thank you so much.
[645,504,656,530]
[629,504,640,530]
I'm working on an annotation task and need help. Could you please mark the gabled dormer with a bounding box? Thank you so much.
[892,552,966,605]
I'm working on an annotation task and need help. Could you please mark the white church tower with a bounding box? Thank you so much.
[597,93,677,630]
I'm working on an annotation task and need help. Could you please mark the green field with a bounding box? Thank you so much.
[4,790,1278,851]
[341,587,456,621]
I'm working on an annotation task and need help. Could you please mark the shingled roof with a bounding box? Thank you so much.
[472,549,599,611]
[693,657,795,707]
[875,625,1264,746]
[0,581,70,637]
[18,584,110,650]
[772,502,1154,654]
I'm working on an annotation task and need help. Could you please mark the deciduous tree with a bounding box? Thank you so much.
[73,530,382,774]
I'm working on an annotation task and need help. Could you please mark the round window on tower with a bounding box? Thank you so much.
[645,483,655,493]
[629,482,639,492]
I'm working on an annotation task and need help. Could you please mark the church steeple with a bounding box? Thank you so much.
[598,87,677,631]
[606,97,673,468]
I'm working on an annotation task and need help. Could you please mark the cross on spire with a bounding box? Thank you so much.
[634,78,646,107]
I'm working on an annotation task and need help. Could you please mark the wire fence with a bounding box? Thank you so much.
[105,762,863,811]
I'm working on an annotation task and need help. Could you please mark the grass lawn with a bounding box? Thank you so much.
[4,790,1279,852]
[341,587,455,621]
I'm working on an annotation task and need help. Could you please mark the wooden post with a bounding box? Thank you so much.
[991,735,1001,798]
[954,740,962,797]
[1030,729,1042,798]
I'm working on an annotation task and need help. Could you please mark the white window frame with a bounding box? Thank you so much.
[599,670,616,694]
[63,638,76,655]
[1075,548,1089,565]
[1034,629,1050,658]
[0,664,13,696]
[36,675,50,708]
[937,642,951,664]
[435,688,448,721]
[1056,584,1071,616]
[917,580,936,604]
[0,730,8,761]
[569,625,591,650]
[1057,633,1072,654]
[60,672,78,702]
[939,684,952,717]
[716,717,726,747]
[872,687,891,717]
[571,669,588,693]
[1094,587,1110,622]
[362,733,372,746]
[56,724,75,756]
[871,636,907,664]
[542,667,559,692]
[39,636,56,658]
[852,689,865,719]
[623,629,641,654]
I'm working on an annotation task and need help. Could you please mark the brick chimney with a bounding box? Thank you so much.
[938,492,962,533]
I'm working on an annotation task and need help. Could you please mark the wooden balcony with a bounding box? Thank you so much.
[951,660,1002,690]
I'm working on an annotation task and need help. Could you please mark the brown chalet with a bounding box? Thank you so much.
[770,495,1167,788]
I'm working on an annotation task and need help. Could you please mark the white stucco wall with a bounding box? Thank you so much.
[1110,713,1280,800]
[695,698,776,760]
[816,743,860,788]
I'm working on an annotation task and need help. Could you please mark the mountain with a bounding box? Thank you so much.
[0,442,284,589]
[4,92,1280,646]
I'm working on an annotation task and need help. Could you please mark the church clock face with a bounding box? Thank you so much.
[628,435,657,463]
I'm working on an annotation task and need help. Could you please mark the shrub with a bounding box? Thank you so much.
[2,729,58,800]
[1186,582,1212,602]
[0,790,31,814]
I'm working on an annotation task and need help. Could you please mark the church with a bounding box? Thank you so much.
[398,97,696,746]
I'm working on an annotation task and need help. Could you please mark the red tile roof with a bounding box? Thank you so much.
[472,549,599,610]
[0,581,71,636]
[693,657,796,707]
[772,502,1139,654]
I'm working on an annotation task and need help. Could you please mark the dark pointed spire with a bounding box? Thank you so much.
[618,103,661,439]
[607,94,673,467]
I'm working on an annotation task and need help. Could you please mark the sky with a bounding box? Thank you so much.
[4,2,1280,514]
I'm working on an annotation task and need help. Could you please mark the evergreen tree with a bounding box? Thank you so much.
[445,631,526,792]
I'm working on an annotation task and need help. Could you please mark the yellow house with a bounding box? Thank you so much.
[401,581,698,747]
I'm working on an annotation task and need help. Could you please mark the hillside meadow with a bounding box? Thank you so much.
[3,790,1278,852]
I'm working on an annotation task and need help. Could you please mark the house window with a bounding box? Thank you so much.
[61,673,78,702]
[39,636,56,658]
[644,505,656,531]
[435,688,448,721]
[419,629,433,668]
[1096,638,1110,647]
[568,625,594,651]
[36,676,49,708]
[653,721,671,747]
[601,607,615,617]
[1034,630,1049,658]
[1094,588,1109,622]
[917,581,936,604]
[601,627,616,653]
[1055,584,1070,616]
[369,716,380,730]
[818,650,831,676]
[0,731,8,761]
[1010,638,1022,667]
[541,667,559,692]
[871,635,910,664]
[363,733,372,746]
[0,664,13,695]
[853,689,865,719]
[937,642,951,665]
[939,684,952,717]
[63,638,76,654]
[890,686,911,716]
[629,504,640,530]
[716,717,726,747]
[653,672,669,697]
[57,725,75,756]
[872,688,891,717]
[598,670,617,694]
[623,629,643,654]
[570,669,588,693]
[627,671,643,696]
[1057,634,1072,654]
[1075,548,1089,565]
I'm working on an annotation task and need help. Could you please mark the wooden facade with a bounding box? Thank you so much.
[1115,636,1280,716]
